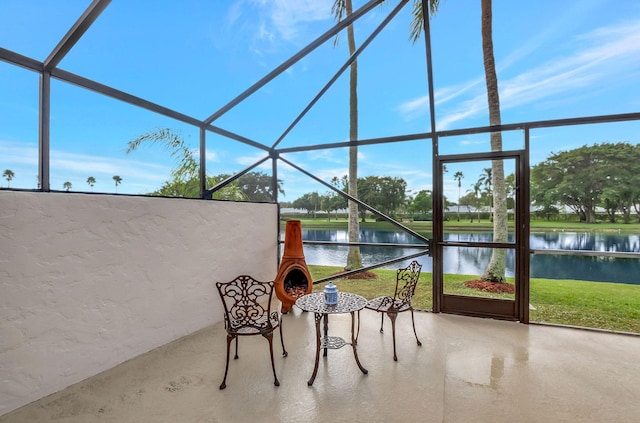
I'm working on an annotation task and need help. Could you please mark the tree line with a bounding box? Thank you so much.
[531,142,640,224]
[148,171,283,202]
[287,174,453,221]
[64,176,122,192]
[6,142,638,225]
[288,175,413,221]
[284,142,640,224]
[2,169,122,192]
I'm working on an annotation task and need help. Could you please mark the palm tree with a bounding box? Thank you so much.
[63,181,72,192]
[333,0,441,271]
[480,0,507,283]
[505,172,515,211]
[332,0,361,271]
[409,0,442,42]
[127,128,198,182]
[472,181,483,222]
[453,171,464,221]
[478,167,493,213]
[113,175,122,193]
[87,176,96,192]
[127,128,203,198]
[412,0,507,282]
[3,169,14,188]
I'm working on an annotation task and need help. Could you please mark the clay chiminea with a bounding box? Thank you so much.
[274,220,313,313]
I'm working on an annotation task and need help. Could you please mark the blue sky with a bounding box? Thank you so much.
[1,0,639,201]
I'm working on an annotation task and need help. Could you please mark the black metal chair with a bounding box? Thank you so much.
[365,260,423,361]
[216,275,287,389]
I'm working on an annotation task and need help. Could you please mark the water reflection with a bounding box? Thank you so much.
[290,229,640,285]
[445,246,515,278]
[530,231,640,252]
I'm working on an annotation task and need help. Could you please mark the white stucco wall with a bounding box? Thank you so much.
[0,191,278,415]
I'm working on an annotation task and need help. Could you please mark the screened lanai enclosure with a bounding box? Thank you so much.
[1,0,640,418]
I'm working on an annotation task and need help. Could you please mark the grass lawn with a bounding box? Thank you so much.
[295,217,640,333]
[307,265,640,334]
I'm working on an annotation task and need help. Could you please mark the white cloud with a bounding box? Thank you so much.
[235,151,271,168]
[34,145,165,179]
[224,1,334,67]
[396,77,485,122]
[226,2,243,29]
[0,140,39,165]
[306,148,346,164]
[314,166,348,182]
[50,150,169,182]
[498,19,640,110]
[257,0,333,41]
[460,139,484,146]
[204,150,218,162]
[437,96,486,130]
[397,18,640,130]
[396,95,429,121]
[0,139,173,192]
[229,0,333,49]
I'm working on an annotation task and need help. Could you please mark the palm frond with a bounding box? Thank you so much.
[409,0,441,44]
[127,128,198,181]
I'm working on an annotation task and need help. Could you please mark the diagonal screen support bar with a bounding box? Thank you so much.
[204,155,271,200]
[50,68,271,152]
[271,0,409,149]
[278,156,430,244]
[203,0,385,125]
[44,0,112,71]
[312,250,431,285]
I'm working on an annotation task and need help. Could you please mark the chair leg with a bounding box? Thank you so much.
[388,311,398,361]
[279,319,288,357]
[220,334,234,389]
[263,332,280,387]
[379,313,384,333]
[234,336,239,360]
[411,309,422,346]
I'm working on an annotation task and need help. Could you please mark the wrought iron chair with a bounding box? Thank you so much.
[365,260,423,361]
[216,275,287,390]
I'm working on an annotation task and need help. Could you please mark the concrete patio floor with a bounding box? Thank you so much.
[2,307,639,423]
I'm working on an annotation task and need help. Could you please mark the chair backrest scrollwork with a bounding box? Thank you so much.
[216,275,275,333]
[393,260,422,306]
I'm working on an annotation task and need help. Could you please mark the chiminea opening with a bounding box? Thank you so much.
[275,220,312,313]
[283,268,309,298]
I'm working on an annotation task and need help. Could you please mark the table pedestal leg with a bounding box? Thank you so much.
[323,313,329,357]
[351,311,368,375]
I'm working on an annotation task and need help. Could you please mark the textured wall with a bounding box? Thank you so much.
[0,191,278,415]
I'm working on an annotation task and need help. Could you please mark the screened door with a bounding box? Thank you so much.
[432,150,530,322]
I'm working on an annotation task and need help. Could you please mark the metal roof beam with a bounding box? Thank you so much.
[44,0,112,71]
[203,0,385,125]
[50,68,270,152]
[0,47,42,71]
[271,0,409,149]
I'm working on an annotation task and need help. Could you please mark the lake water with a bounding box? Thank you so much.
[292,229,640,285]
